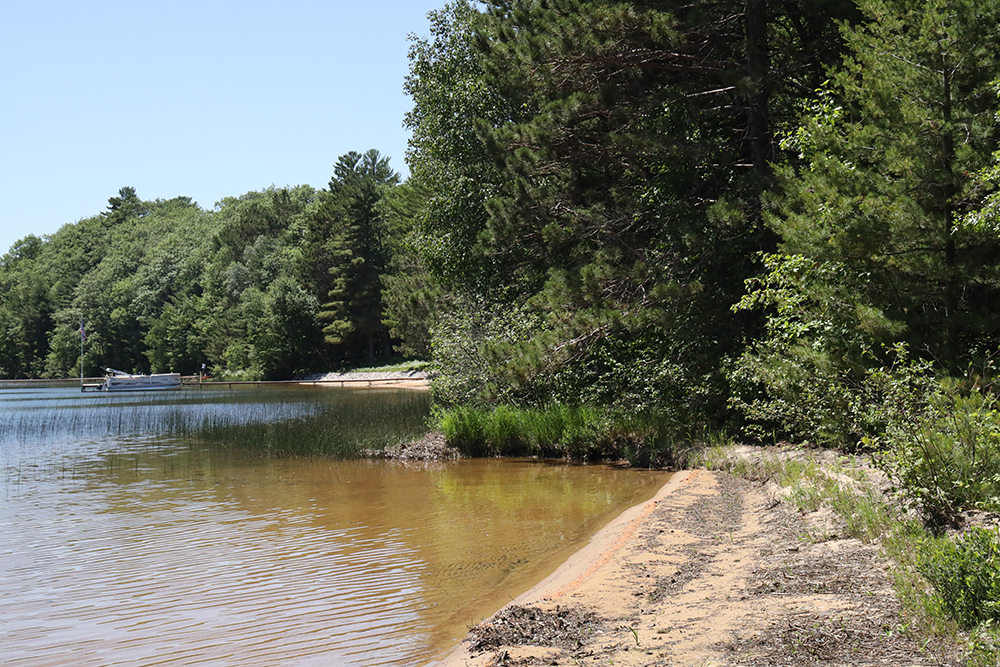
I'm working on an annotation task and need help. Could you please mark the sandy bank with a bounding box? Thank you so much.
[298,371,430,389]
[433,455,957,666]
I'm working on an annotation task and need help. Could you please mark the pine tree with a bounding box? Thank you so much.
[448,0,854,409]
[770,0,1000,369]
[308,150,400,365]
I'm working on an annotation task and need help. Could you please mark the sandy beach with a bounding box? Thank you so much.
[433,452,957,666]
[299,371,431,389]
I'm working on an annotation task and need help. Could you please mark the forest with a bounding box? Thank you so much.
[3,0,1000,461]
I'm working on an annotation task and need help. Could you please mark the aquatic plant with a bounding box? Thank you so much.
[0,387,431,458]
[437,403,696,466]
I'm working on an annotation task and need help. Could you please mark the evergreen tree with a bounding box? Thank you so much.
[380,181,449,359]
[419,0,854,412]
[769,0,1000,367]
[308,150,400,365]
[733,0,1000,444]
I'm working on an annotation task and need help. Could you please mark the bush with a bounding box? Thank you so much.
[877,385,1000,526]
[728,254,904,448]
[920,527,1000,629]
[429,296,546,407]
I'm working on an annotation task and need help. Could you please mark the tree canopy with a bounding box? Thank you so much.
[4,0,1000,457]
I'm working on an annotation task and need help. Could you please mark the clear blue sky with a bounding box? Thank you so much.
[0,0,443,256]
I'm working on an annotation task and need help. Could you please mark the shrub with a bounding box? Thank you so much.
[728,254,904,448]
[920,527,1000,629]
[877,385,1000,526]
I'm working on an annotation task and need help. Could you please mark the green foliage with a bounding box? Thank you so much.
[920,527,1000,630]
[438,402,690,466]
[401,0,857,431]
[402,0,512,290]
[379,181,449,359]
[430,294,544,406]
[878,382,1000,526]
[729,254,906,446]
[0,174,427,381]
[308,150,400,366]
[769,0,1000,370]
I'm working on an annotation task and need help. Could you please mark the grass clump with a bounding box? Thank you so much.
[438,404,603,459]
[437,404,702,466]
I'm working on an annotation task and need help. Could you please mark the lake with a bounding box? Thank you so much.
[0,385,669,666]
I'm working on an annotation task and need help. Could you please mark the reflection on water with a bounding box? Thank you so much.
[1,387,668,666]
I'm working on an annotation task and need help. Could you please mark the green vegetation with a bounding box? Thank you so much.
[877,382,1000,526]
[3,0,998,475]
[921,527,1000,632]
[0,388,432,459]
[5,0,1000,656]
[6,0,998,453]
[708,446,1000,666]
[439,404,702,467]
[195,389,433,457]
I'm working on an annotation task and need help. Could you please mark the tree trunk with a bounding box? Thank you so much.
[745,0,776,253]
[941,57,957,369]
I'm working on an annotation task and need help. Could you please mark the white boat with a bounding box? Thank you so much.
[100,368,182,392]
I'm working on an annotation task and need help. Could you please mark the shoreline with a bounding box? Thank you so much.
[299,371,431,389]
[431,450,957,666]
[0,372,431,390]
[430,470,697,666]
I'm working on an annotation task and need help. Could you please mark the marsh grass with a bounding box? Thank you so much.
[196,393,430,456]
[438,404,599,458]
[0,387,432,458]
[437,404,708,466]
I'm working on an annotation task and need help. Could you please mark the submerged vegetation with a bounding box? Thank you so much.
[196,389,432,457]
[0,387,432,459]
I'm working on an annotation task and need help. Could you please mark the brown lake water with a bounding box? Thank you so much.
[0,387,668,666]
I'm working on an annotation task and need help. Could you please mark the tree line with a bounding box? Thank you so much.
[3,0,1000,451]
[402,0,1000,447]
[0,149,408,381]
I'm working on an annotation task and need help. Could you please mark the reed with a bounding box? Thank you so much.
[437,403,700,466]
[0,387,432,459]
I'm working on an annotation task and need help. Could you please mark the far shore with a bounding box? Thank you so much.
[298,371,431,389]
[0,371,431,390]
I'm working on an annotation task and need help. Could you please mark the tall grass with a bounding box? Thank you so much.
[0,387,432,458]
[438,404,601,458]
[437,404,706,466]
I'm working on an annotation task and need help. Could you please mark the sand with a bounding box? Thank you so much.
[432,459,958,666]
